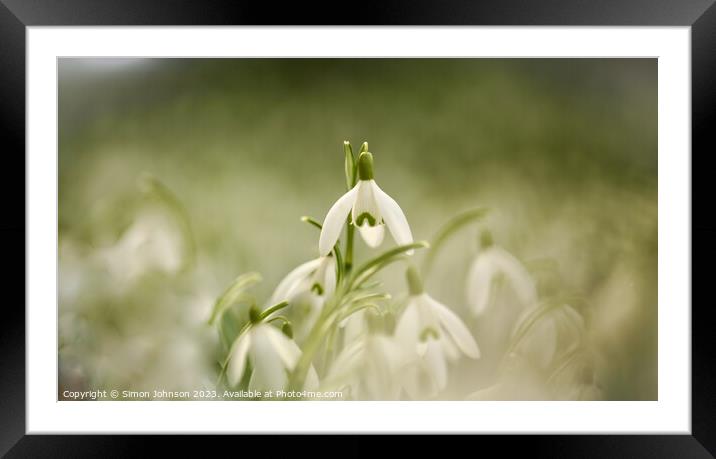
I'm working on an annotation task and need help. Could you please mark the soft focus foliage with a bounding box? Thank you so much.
[58,59,656,400]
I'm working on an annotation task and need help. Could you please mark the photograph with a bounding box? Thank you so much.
[57,57,657,402]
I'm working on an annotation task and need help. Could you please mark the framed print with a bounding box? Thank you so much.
[2,0,714,455]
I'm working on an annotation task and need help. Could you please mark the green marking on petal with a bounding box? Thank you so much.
[282,322,294,339]
[311,282,324,296]
[420,327,440,342]
[480,229,494,249]
[355,212,377,227]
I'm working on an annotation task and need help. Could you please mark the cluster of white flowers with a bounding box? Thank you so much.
[218,141,599,400]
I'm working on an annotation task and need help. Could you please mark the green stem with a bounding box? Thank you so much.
[300,215,323,230]
[267,315,290,325]
[345,220,354,275]
[422,207,489,278]
[286,243,428,395]
[258,301,289,321]
[287,303,342,394]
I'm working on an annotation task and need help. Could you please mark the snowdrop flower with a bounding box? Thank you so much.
[395,267,480,398]
[227,315,318,392]
[97,209,184,288]
[270,255,336,305]
[318,151,413,256]
[465,230,537,317]
[268,255,336,341]
[322,328,404,400]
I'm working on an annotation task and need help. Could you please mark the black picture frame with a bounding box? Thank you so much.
[2,0,713,455]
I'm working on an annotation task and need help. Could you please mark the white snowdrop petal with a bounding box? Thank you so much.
[364,337,403,399]
[305,365,320,391]
[416,340,429,357]
[395,298,421,353]
[319,185,359,256]
[352,180,382,223]
[374,335,404,372]
[326,339,365,383]
[321,256,337,299]
[342,310,367,346]
[227,333,251,386]
[493,247,537,307]
[425,295,481,359]
[441,334,461,362]
[250,325,291,391]
[371,181,413,250]
[416,294,440,328]
[357,222,385,247]
[263,325,301,369]
[401,364,423,400]
[424,340,448,390]
[269,258,323,306]
[466,255,495,316]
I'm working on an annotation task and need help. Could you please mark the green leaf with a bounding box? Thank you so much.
[300,215,323,230]
[341,291,391,308]
[343,141,356,190]
[422,207,489,277]
[349,241,429,289]
[339,302,383,323]
[351,256,404,289]
[353,280,383,291]
[299,215,344,284]
[219,308,243,351]
[258,301,290,321]
[208,272,262,325]
[358,141,369,155]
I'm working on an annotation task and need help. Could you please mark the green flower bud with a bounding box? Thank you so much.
[281,322,294,339]
[249,305,261,324]
[357,151,374,181]
[405,266,424,295]
[359,141,369,154]
[479,229,494,249]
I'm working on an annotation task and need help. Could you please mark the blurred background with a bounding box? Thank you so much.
[58,58,657,400]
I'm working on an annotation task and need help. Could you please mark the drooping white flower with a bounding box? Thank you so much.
[268,255,336,341]
[97,209,185,288]
[395,267,480,398]
[269,255,336,305]
[318,152,413,256]
[322,332,404,400]
[465,231,537,317]
[227,322,318,393]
